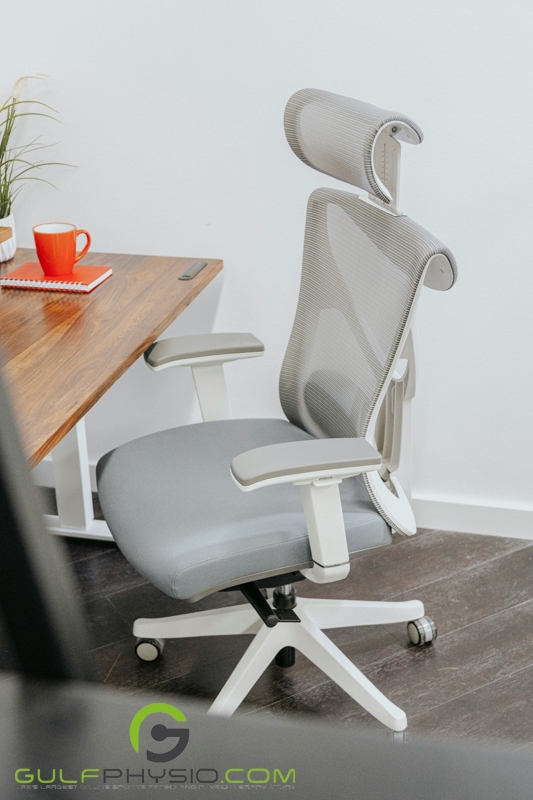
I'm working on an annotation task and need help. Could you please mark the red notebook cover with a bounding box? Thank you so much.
[0,262,112,293]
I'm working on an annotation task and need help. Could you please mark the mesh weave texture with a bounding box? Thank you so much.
[279,188,457,441]
[284,88,423,204]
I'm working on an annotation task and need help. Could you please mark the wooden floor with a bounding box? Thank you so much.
[3,489,533,751]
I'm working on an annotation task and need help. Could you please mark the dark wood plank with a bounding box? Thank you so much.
[248,600,533,731]
[94,631,252,691]
[385,543,533,639]
[64,537,116,564]
[0,248,222,465]
[84,596,131,650]
[72,548,149,600]
[302,530,530,603]
[410,664,533,746]
[92,580,251,688]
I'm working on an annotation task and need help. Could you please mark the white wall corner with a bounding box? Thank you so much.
[412,496,533,541]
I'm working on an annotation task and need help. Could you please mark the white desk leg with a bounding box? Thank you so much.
[44,419,114,541]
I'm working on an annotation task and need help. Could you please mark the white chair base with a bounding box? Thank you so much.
[133,596,424,732]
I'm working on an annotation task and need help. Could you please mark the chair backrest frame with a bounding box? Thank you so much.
[280,89,458,535]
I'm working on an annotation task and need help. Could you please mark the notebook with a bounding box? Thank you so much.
[0,262,112,293]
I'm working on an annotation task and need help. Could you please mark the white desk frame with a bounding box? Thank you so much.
[45,419,113,541]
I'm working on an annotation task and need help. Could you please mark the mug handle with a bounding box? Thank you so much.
[74,230,91,264]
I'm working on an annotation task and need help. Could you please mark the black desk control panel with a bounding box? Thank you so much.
[179,261,208,280]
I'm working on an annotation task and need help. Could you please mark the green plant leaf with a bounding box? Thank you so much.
[0,82,70,212]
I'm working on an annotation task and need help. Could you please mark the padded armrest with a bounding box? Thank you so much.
[231,438,381,491]
[144,333,264,371]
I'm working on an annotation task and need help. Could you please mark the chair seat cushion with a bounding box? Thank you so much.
[96,419,391,601]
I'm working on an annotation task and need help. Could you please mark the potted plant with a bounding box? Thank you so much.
[0,74,66,263]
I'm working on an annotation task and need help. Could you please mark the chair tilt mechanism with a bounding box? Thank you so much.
[97,88,457,732]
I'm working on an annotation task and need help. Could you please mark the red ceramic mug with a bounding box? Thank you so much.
[33,223,91,277]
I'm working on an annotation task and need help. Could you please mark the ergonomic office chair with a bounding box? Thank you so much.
[97,88,457,732]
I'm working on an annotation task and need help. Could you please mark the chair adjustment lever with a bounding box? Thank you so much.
[237,582,300,627]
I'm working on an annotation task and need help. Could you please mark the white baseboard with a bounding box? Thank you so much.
[32,457,98,493]
[31,460,533,542]
[412,496,533,541]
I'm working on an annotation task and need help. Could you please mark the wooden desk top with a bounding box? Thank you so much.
[0,249,222,466]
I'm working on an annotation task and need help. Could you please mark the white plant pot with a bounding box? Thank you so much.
[0,214,16,263]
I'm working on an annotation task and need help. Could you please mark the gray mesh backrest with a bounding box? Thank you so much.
[284,88,423,204]
[279,188,457,440]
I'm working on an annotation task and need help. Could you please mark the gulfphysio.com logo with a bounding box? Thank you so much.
[15,702,296,789]
[130,703,190,762]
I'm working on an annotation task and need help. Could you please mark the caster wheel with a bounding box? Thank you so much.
[407,616,437,646]
[135,638,165,662]
[388,731,410,744]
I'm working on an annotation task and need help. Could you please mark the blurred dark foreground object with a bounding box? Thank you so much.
[0,356,94,679]
[1,674,533,799]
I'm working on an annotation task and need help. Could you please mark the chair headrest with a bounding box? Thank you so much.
[284,88,423,205]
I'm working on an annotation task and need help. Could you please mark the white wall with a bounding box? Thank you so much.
[4,0,533,524]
